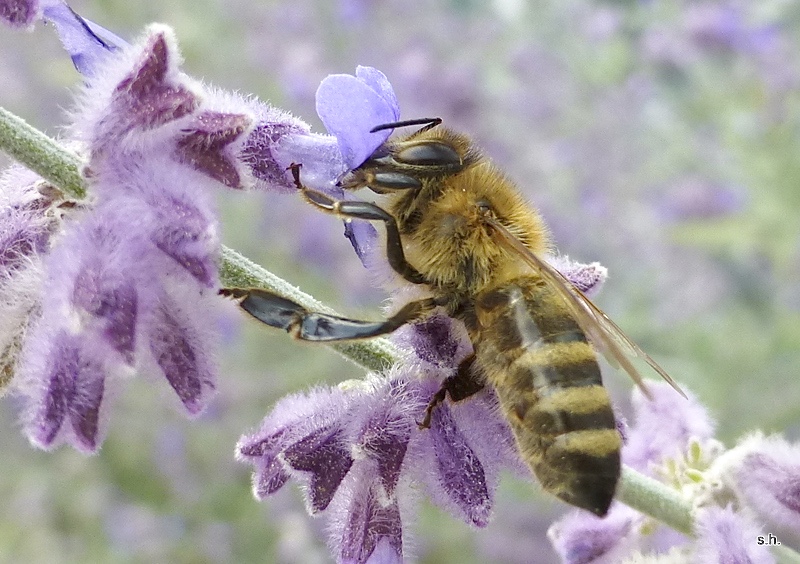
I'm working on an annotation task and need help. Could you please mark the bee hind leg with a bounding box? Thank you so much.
[419,355,485,429]
[220,288,437,341]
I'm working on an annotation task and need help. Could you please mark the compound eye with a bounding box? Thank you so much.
[394,142,462,167]
[476,199,493,215]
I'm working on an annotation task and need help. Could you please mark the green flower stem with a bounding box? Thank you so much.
[3,104,800,561]
[0,107,85,199]
[219,246,400,372]
[617,465,693,534]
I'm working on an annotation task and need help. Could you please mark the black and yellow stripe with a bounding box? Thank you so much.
[475,278,620,516]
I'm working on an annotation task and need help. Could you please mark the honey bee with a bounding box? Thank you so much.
[222,118,684,517]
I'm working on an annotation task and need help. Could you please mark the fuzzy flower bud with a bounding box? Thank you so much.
[710,433,800,539]
[692,506,775,564]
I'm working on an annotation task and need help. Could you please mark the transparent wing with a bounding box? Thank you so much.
[487,218,686,399]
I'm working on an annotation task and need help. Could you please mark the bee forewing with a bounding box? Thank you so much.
[486,218,686,400]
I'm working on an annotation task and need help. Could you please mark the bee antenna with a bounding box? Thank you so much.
[370,117,442,134]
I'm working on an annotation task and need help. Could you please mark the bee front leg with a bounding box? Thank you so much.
[419,355,485,429]
[288,163,426,285]
[220,288,438,341]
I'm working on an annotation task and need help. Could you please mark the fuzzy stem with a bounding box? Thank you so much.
[219,246,400,372]
[0,107,86,198]
[617,465,693,534]
[3,105,800,561]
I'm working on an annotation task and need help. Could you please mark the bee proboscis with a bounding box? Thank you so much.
[223,118,684,516]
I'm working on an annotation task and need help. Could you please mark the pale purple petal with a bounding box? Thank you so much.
[114,32,196,128]
[24,331,112,453]
[548,504,640,564]
[343,220,377,267]
[71,263,138,364]
[352,377,417,499]
[428,402,491,527]
[41,2,127,76]
[148,192,219,288]
[283,425,354,513]
[355,66,399,116]
[145,290,217,415]
[693,506,775,564]
[316,68,400,169]
[623,381,715,474]
[237,385,355,503]
[238,425,294,498]
[339,484,403,564]
[393,314,463,368]
[254,457,291,498]
[270,131,348,193]
[90,30,198,146]
[0,174,58,277]
[239,120,308,192]
[175,111,252,189]
[32,205,142,365]
[717,434,800,533]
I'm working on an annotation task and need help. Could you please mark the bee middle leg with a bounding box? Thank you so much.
[220,288,438,341]
[419,355,485,429]
[288,163,426,285]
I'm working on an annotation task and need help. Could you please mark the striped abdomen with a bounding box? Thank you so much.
[471,278,620,516]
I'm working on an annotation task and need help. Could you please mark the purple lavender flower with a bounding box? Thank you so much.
[0,0,411,457]
[712,434,800,540]
[238,356,523,564]
[41,1,127,75]
[11,25,235,447]
[262,66,401,195]
[0,166,65,392]
[0,166,61,282]
[623,381,715,475]
[548,504,640,564]
[0,0,37,28]
[692,506,775,564]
